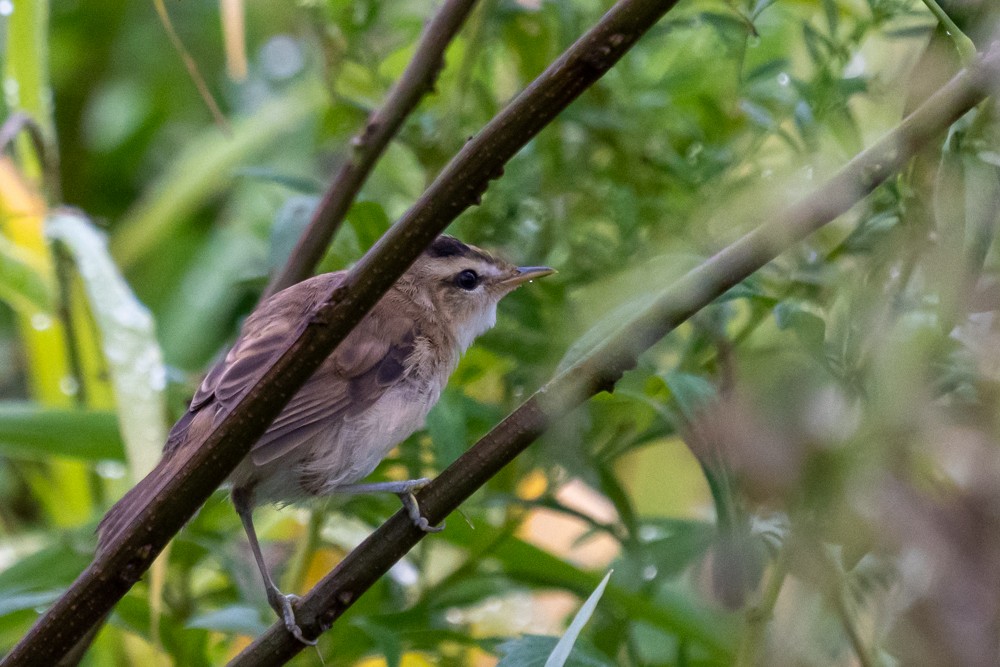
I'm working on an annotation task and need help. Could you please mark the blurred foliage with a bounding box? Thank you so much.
[2,0,1000,665]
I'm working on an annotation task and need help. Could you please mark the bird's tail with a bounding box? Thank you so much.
[96,453,180,554]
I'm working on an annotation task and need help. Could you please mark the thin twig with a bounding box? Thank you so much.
[0,1,676,664]
[735,540,790,666]
[228,43,1000,666]
[263,0,480,299]
[151,0,231,133]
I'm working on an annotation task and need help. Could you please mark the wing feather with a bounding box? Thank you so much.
[250,310,416,465]
[168,271,419,470]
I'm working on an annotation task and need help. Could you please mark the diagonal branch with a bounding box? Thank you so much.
[263,0,480,299]
[0,1,678,664]
[228,43,1000,666]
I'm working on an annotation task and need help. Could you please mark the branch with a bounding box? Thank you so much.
[263,0,480,299]
[0,1,677,664]
[229,43,1000,666]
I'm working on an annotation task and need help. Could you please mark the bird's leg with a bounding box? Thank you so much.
[337,478,445,533]
[231,487,317,646]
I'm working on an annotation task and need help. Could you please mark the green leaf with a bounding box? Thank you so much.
[821,0,839,34]
[773,300,826,353]
[440,522,735,657]
[269,194,320,272]
[0,235,53,313]
[698,12,750,42]
[111,81,327,268]
[348,200,392,250]
[497,635,609,667]
[185,605,268,635]
[750,0,779,20]
[47,212,167,480]
[0,591,59,617]
[661,371,717,422]
[0,402,125,461]
[638,518,717,578]
[836,211,900,255]
[232,166,324,194]
[544,570,613,667]
[425,388,472,471]
[0,540,94,626]
[6,0,55,145]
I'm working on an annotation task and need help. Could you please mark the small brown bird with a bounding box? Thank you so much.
[98,235,553,644]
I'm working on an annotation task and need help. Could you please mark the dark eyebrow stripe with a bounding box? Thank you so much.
[426,235,493,262]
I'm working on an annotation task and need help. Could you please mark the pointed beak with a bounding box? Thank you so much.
[501,266,556,288]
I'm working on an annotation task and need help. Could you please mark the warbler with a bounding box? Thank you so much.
[98,235,554,644]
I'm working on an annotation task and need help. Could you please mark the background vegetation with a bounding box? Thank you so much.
[1,0,998,665]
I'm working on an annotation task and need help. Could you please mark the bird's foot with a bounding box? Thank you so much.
[336,478,445,532]
[270,592,317,646]
[397,480,445,533]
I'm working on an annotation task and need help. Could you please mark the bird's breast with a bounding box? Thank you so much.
[301,379,442,493]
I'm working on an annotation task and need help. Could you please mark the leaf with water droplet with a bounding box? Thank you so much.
[46,211,167,481]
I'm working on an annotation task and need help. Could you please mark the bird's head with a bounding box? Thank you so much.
[404,235,554,352]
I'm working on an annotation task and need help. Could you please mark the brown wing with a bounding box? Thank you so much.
[249,311,416,466]
[166,271,417,467]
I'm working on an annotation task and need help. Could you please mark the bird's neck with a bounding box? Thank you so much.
[392,280,494,376]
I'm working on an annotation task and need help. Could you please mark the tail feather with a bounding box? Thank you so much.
[97,406,211,552]
[96,454,181,554]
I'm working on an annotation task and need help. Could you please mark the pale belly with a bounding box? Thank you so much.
[237,382,440,503]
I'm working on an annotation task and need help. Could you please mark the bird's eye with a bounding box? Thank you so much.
[454,269,480,290]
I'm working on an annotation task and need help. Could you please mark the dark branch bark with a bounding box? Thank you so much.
[264,0,480,299]
[228,44,1000,667]
[0,1,677,664]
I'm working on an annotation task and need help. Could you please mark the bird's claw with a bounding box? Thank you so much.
[399,489,445,533]
[274,593,317,646]
[415,513,445,533]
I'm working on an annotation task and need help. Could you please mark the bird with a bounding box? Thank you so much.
[97,235,554,644]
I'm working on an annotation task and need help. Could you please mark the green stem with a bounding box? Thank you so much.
[920,0,978,64]
[815,545,878,667]
[735,542,790,666]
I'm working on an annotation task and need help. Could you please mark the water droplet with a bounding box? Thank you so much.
[3,78,19,106]
[149,366,167,392]
[642,565,658,580]
[96,460,127,479]
[0,1,14,16]
[445,608,463,624]
[686,142,703,163]
[844,53,866,79]
[30,313,52,331]
[59,375,80,396]
[748,35,761,48]
[638,524,664,541]
[260,35,305,80]
[777,72,790,86]
[389,559,419,587]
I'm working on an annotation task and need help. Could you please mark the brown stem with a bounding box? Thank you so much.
[263,0,480,299]
[0,0,677,664]
[228,44,1000,666]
